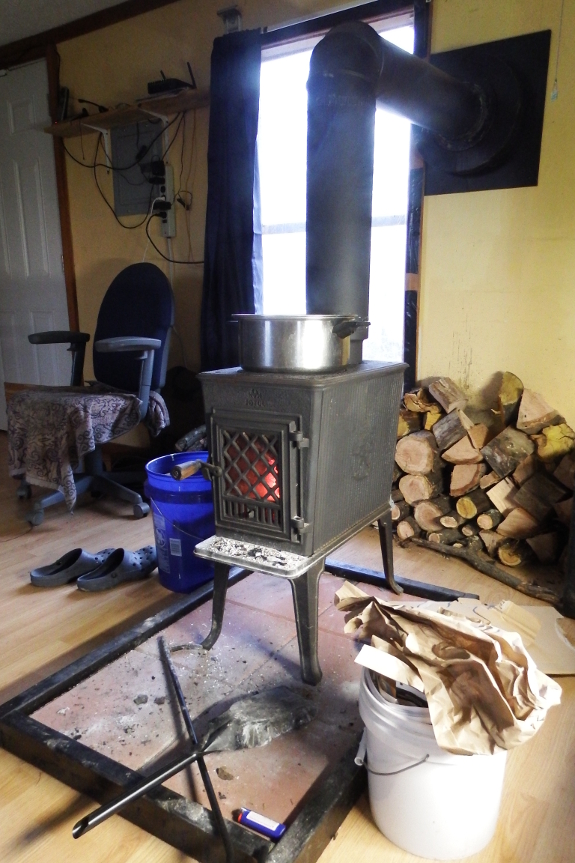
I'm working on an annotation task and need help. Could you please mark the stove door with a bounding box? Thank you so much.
[208,409,309,545]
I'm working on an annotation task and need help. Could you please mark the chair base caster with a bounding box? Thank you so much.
[133,502,150,519]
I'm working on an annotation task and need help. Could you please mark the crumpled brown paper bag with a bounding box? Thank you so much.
[335,582,562,756]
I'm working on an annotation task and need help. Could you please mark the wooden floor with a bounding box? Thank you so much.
[0,429,573,863]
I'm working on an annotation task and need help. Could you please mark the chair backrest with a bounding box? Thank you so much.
[93,263,175,393]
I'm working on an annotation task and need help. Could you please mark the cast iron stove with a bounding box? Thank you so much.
[195,360,405,684]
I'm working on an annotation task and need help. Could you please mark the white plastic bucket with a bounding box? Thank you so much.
[358,668,507,860]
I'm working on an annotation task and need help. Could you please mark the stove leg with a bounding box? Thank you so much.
[290,560,324,686]
[201,563,230,651]
[378,510,402,595]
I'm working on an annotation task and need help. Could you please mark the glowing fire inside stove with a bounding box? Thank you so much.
[227,441,280,503]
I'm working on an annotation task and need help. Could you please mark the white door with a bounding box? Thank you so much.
[0,60,71,430]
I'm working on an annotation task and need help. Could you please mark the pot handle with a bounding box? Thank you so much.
[332,319,362,339]
[332,321,359,339]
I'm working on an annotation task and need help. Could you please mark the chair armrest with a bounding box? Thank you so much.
[94,337,161,353]
[28,331,90,345]
[29,331,90,386]
[94,337,161,421]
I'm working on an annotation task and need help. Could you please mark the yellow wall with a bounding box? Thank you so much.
[57,0,345,379]
[58,0,573,423]
[419,0,573,422]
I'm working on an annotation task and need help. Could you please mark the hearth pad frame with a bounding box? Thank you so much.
[0,570,365,863]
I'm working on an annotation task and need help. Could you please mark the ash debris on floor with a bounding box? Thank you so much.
[33,571,391,823]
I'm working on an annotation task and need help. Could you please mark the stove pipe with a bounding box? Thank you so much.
[306,22,489,361]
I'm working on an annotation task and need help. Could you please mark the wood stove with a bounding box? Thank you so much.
[199,361,404,555]
[194,360,406,685]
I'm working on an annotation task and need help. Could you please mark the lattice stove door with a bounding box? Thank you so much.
[208,409,309,544]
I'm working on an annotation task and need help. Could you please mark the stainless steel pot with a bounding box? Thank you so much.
[235,314,362,373]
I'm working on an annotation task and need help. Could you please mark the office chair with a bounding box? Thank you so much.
[9,263,174,525]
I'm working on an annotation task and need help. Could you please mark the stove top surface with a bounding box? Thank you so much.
[199,359,407,387]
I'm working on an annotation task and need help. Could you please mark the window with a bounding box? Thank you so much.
[257,21,414,363]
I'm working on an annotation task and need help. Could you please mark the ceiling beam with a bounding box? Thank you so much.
[0,0,183,69]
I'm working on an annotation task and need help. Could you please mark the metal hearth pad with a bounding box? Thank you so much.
[0,572,365,863]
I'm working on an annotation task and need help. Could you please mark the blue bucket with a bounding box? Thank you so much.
[145,451,214,593]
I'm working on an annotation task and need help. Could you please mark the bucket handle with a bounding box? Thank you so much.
[151,499,212,543]
[367,753,429,776]
[355,734,430,776]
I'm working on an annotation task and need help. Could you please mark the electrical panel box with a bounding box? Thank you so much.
[111,120,164,216]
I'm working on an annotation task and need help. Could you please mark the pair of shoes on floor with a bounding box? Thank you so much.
[30,546,157,591]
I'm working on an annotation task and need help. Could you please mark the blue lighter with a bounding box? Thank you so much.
[235,807,286,840]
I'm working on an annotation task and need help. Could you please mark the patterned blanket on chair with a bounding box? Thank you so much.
[8,385,169,510]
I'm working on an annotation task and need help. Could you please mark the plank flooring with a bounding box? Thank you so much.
[0,430,573,863]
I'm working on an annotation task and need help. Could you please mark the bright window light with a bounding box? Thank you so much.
[257,23,413,362]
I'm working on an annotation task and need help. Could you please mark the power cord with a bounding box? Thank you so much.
[62,112,180,173]
[145,214,204,264]
[93,134,156,228]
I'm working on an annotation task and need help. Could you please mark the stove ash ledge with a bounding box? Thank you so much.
[194,535,313,578]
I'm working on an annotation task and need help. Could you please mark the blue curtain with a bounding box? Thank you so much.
[200,29,262,371]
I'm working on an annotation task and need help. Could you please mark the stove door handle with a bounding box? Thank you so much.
[200,462,223,481]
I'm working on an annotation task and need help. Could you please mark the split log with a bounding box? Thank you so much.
[442,435,483,465]
[461,522,480,537]
[391,500,411,522]
[479,530,506,558]
[428,377,468,413]
[413,496,452,532]
[554,452,575,490]
[497,539,532,568]
[424,405,443,430]
[408,537,559,602]
[532,423,575,462]
[428,528,463,545]
[479,471,500,490]
[450,463,486,497]
[513,454,537,486]
[432,409,474,451]
[397,408,421,438]
[481,427,535,478]
[553,497,573,526]
[398,472,442,505]
[514,472,568,521]
[516,389,561,435]
[396,517,422,540]
[403,389,437,413]
[476,509,503,531]
[395,431,439,475]
[496,507,540,539]
[526,533,560,564]
[440,511,467,529]
[486,477,519,515]
[468,423,490,450]
[497,372,524,426]
[456,488,491,519]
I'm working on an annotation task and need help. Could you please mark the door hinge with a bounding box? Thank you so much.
[289,431,309,448]
[291,516,312,535]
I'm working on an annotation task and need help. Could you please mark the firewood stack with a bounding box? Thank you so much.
[392,373,575,571]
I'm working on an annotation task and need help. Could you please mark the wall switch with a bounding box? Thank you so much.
[159,163,176,238]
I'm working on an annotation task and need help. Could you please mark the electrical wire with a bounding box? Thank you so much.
[61,112,180,172]
[93,135,156,229]
[161,112,185,162]
[145,214,204,264]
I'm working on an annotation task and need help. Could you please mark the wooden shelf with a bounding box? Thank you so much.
[45,88,210,138]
